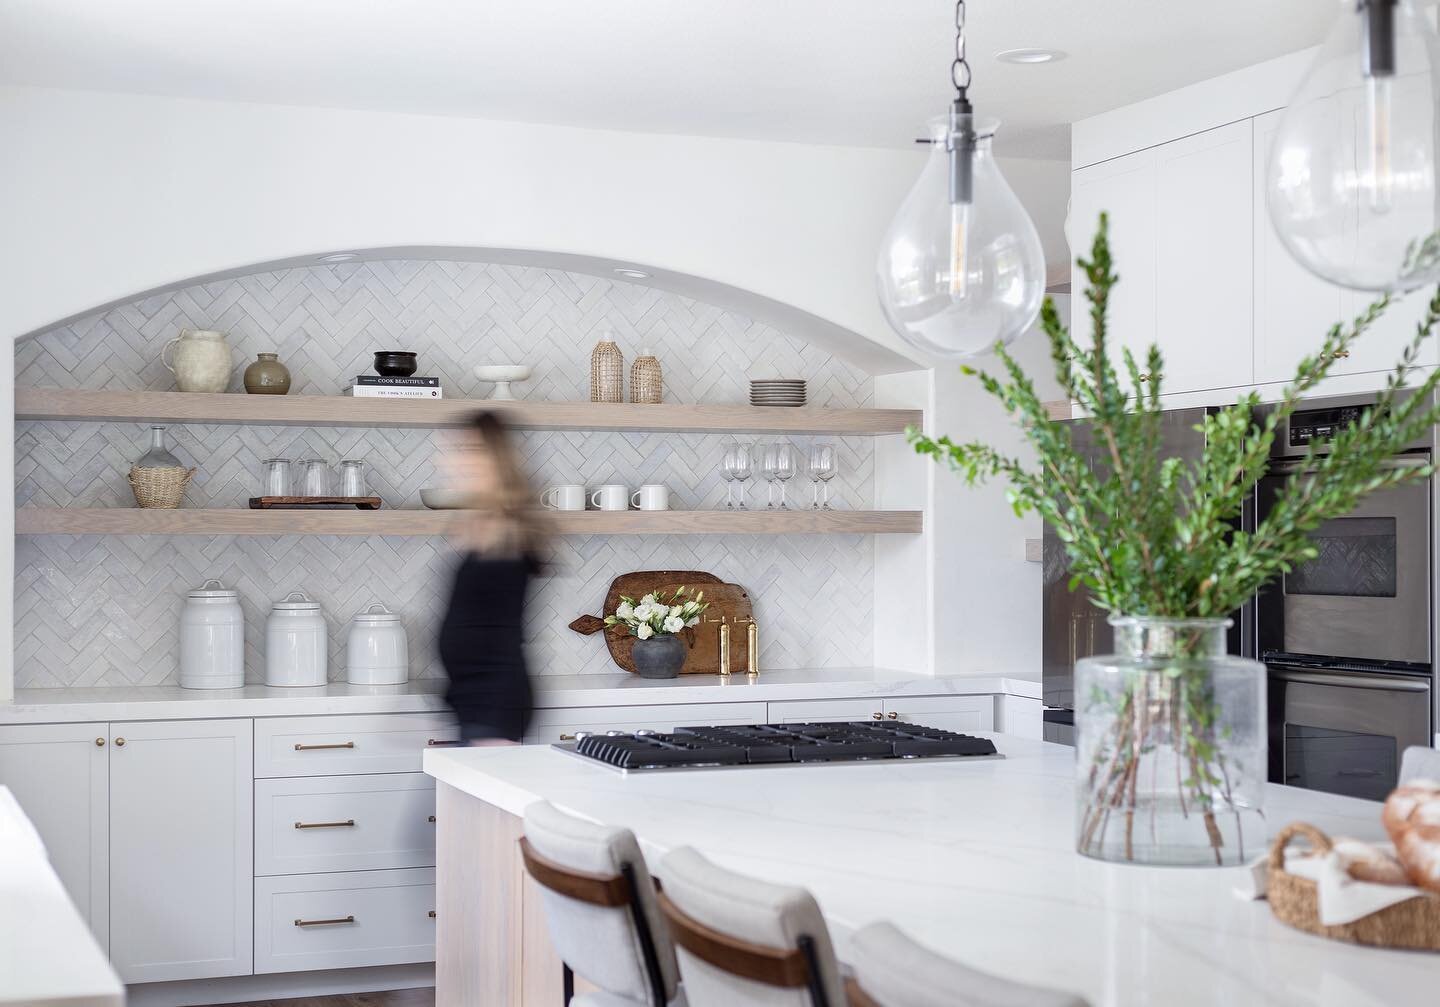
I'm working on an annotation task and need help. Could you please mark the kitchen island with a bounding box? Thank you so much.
[424,734,1437,1007]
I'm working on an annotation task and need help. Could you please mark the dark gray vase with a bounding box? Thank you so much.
[632,635,686,679]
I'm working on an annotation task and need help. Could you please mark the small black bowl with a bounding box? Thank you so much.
[373,351,418,377]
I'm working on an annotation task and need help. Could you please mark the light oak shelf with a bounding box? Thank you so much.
[15,508,923,537]
[16,388,921,436]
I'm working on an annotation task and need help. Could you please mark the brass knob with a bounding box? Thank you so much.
[95,737,105,747]
[886,712,899,720]
[114,737,125,747]
[559,733,577,741]
[871,712,883,720]
[1138,373,1151,382]
[1334,349,1351,359]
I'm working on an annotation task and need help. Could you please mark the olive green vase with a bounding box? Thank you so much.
[243,352,292,395]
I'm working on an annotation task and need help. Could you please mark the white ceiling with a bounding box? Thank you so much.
[1,0,1337,160]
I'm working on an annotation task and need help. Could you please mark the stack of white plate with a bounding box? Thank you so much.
[750,379,807,407]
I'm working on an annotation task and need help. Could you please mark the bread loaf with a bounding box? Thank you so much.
[1333,838,1411,886]
[1383,779,1440,893]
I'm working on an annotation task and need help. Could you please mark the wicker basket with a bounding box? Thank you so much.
[590,340,624,403]
[128,465,195,509]
[1267,822,1440,951]
[630,353,662,404]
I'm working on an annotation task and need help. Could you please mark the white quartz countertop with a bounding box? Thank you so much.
[0,668,1038,724]
[424,737,1438,1007]
[0,787,123,1007]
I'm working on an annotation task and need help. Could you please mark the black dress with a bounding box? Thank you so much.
[438,552,536,742]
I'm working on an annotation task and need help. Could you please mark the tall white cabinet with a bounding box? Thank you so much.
[0,718,253,984]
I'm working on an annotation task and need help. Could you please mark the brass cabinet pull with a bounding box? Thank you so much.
[427,815,437,823]
[870,712,883,720]
[293,741,355,751]
[428,910,437,919]
[886,712,899,720]
[114,737,126,747]
[95,737,105,747]
[1138,373,1151,382]
[294,819,355,830]
[426,738,460,747]
[559,733,577,741]
[294,915,355,927]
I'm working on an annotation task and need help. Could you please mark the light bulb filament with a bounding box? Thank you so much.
[950,202,971,298]
[1366,74,1394,214]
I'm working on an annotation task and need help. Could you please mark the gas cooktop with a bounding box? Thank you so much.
[553,722,1002,773]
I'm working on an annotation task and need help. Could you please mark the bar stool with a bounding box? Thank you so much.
[1400,745,1440,784]
[520,800,685,1007]
[845,921,1088,1007]
[656,845,846,1007]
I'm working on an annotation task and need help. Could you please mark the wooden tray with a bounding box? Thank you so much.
[248,496,382,510]
[570,570,753,675]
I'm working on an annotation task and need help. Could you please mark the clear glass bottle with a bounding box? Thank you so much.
[1074,616,1266,867]
[134,425,183,469]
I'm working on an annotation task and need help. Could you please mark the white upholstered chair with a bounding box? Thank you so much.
[1400,745,1440,784]
[656,845,846,1007]
[521,800,685,1007]
[845,921,1089,1007]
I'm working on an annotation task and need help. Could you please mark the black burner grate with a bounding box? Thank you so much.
[568,722,999,771]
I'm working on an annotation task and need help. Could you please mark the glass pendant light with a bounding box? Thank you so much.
[1267,0,1440,291]
[876,2,1046,359]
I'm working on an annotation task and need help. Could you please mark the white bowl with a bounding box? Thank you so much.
[472,364,533,400]
[420,487,477,510]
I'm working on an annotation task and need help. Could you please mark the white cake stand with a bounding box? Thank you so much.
[472,365,533,400]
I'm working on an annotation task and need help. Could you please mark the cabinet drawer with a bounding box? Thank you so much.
[254,868,435,973]
[255,774,437,876]
[522,702,766,745]
[255,714,458,778]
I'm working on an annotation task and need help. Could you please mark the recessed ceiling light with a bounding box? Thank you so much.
[613,268,651,279]
[995,47,1066,65]
[318,252,358,263]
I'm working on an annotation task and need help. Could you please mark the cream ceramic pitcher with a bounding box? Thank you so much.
[163,329,233,393]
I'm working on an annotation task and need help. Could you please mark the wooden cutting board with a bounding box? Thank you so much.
[569,570,754,675]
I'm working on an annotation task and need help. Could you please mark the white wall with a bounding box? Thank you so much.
[0,85,1072,696]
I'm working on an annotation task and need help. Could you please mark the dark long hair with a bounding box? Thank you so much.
[469,411,545,559]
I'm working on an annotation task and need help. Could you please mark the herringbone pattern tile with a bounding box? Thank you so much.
[15,261,875,688]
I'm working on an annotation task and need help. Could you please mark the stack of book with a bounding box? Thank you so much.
[350,376,443,399]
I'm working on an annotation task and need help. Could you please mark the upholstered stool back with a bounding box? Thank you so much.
[657,846,845,1007]
[1400,745,1440,785]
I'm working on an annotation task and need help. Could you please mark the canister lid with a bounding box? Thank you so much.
[352,602,400,624]
[188,578,237,599]
[273,590,321,611]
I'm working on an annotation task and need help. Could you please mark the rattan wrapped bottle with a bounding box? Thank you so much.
[589,334,624,403]
[630,348,662,403]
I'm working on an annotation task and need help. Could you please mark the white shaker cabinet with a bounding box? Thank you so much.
[882,696,993,733]
[0,722,110,950]
[1069,147,1158,373]
[765,698,879,724]
[108,718,254,983]
[1154,120,1254,393]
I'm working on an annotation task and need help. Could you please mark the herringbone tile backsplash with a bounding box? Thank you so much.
[15,261,877,687]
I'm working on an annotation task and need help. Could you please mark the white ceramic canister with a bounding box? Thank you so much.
[265,591,328,687]
[179,579,245,690]
[345,603,409,686]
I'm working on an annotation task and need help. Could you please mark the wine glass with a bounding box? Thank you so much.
[770,441,796,509]
[809,442,838,510]
[719,447,737,509]
[731,443,754,510]
[760,442,778,509]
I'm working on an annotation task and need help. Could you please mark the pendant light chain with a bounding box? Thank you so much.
[952,0,972,95]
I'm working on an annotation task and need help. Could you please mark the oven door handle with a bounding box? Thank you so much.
[1270,456,1432,476]
[1271,668,1431,692]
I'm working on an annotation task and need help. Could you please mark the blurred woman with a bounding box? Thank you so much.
[437,412,542,745]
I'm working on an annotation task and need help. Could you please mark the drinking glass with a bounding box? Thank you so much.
[732,443,754,510]
[338,459,367,498]
[809,442,838,510]
[299,458,331,497]
[261,457,292,497]
[760,443,779,509]
[719,447,737,509]
[770,441,796,509]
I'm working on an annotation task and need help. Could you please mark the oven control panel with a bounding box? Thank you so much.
[1289,405,1367,447]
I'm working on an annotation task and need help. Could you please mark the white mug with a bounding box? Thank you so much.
[590,484,629,511]
[541,484,586,511]
[631,484,670,511]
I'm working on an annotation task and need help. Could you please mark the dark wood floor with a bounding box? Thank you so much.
[216,989,434,1007]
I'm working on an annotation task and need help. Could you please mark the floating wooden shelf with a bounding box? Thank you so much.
[14,508,923,537]
[16,389,921,436]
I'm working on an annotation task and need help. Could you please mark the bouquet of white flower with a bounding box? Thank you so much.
[604,586,708,640]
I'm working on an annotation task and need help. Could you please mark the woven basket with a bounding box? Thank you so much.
[590,340,624,403]
[1267,822,1440,951]
[630,354,662,404]
[128,465,195,509]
